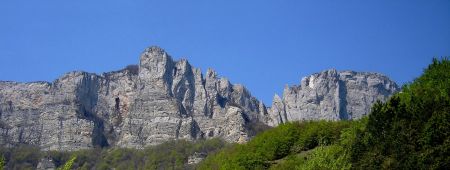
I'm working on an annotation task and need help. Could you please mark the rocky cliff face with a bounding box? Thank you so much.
[267,69,399,126]
[0,46,266,150]
[0,46,399,151]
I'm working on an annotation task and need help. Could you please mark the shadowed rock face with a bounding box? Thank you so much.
[0,46,398,150]
[267,69,399,126]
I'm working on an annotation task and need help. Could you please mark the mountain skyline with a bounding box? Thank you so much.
[1,0,449,104]
[0,46,399,150]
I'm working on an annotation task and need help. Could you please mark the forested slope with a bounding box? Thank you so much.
[199,58,450,170]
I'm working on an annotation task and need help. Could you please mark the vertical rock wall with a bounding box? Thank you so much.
[268,69,399,126]
[0,46,399,150]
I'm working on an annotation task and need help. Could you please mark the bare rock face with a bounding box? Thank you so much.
[0,46,265,150]
[267,69,399,126]
[0,46,399,151]
[188,152,207,165]
[36,157,56,170]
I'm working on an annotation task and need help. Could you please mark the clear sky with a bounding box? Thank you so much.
[1,0,449,104]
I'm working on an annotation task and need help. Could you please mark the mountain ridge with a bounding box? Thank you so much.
[0,46,399,151]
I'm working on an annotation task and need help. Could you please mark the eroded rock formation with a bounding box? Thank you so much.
[0,46,399,150]
[0,46,265,150]
[267,69,399,126]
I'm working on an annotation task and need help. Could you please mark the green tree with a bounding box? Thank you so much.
[0,154,5,170]
[58,156,76,170]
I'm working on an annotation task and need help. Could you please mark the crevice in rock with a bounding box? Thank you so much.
[105,80,110,96]
[199,131,205,139]
[179,103,188,117]
[18,127,24,143]
[217,94,227,108]
[115,97,120,111]
[207,101,214,118]
[173,67,177,76]
[57,116,63,150]
[338,80,349,120]
[190,120,200,139]
[80,107,109,148]
[278,113,284,124]
[136,126,144,145]
[241,112,250,124]
[7,101,13,112]
[175,120,182,139]
[75,74,109,148]
[208,130,214,137]
[113,97,123,126]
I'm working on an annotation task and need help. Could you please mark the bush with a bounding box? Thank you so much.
[59,156,76,170]
[0,154,5,170]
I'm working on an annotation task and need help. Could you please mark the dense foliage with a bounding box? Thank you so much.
[0,138,225,170]
[199,58,450,169]
[351,58,450,169]
[199,120,362,169]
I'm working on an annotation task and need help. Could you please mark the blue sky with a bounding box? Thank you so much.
[1,0,449,104]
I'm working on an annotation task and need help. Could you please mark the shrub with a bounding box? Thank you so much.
[0,154,5,170]
[59,156,76,170]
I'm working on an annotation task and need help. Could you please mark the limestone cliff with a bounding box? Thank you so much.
[0,46,399,151]
[267,69,399,126]
[0,46,265,150]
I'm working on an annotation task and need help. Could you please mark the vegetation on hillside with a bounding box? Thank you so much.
[198,120,364,170]
[0,138,225,170]
[199,58,450,170]
[351,58,450,169]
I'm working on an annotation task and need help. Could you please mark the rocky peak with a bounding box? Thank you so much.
[0,46,268,150]
[139,46,174,80]
[174,59,192,76]
[268,94,286,126]
[267,69,399,126]
[0,46,400,151]
[206,68,218,79]
[301,69,334,89]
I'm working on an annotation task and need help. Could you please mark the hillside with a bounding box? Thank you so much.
[198,58,450,169]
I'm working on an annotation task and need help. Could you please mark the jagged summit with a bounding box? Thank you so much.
[143,45,166,54]
[0,46,398,151]
[267,68,399,126]
[0,46,266,150]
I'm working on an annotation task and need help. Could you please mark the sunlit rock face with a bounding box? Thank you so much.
[0,46,265,150]
[0,46,398,151]
[267,69,399,126]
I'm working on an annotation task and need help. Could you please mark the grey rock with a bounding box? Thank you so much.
[187,152,207,165]
[0,46,399,151]
[36,157,56,170]
[267,69,399,126]
[0,46,264,150]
